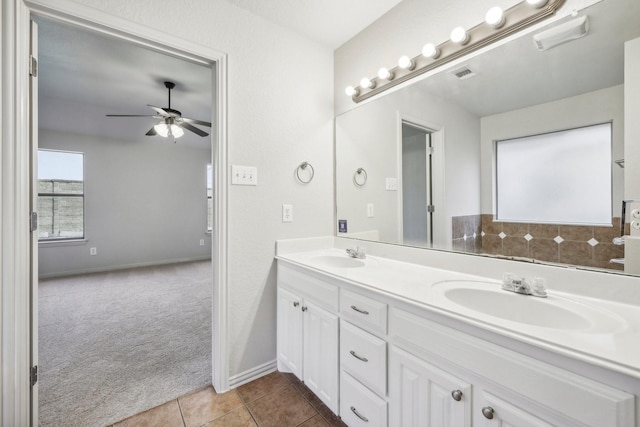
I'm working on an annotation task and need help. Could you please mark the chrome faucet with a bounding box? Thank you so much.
[346,246,366,259]
[502,273,547,298]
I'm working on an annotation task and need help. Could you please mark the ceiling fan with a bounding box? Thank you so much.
[106,81,211,139]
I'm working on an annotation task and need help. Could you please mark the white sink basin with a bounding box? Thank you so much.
[309,255,365,269]
[432,280,626,332]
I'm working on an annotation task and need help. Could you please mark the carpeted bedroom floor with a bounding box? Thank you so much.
[38,260,213,427]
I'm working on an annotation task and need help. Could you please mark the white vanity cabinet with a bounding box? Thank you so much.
[389,307,635,427]
[276,263,339,414]
[339,288,389,426]
[389,345,472,426]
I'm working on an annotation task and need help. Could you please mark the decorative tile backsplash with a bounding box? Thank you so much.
[452,214,627,271]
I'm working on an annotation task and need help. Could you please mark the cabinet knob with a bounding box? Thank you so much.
[482,406,495,420]
[451,390,463,401]
[301,306,308,312]
[293,301,299,307]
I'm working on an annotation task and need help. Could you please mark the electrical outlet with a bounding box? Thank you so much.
[90,247,97,256]
[367,203,374,218]
[200,239,205,246]
[282,204,293,222]
[231,165,258,186]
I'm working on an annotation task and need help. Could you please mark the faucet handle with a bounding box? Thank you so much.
[501,272,515,290]
[530,277,547,293]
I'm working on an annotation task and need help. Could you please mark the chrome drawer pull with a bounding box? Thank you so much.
[451,390,463,401]
[350,406,369,422]
[349,350,369,362]
[350,305,369,315]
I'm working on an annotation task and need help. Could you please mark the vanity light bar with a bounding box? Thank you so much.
[348,0,565,103]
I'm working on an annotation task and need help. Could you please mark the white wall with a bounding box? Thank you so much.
[336,87,480,248]
[480,85,624,216]
[38,125,212,277]
[65,0,334,378]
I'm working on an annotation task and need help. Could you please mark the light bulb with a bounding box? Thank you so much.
[526,0,548,7]
[422,43,440,59]
[377,67,394,80]
[154,123,169,137]
[485,6,505,28]
[360,77,375,89]
[345,86,359,97]
[451,26,469,44]
[398,55,415,70]
[170,124,184,138]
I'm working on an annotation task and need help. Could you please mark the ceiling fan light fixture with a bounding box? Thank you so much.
[154,121,184,139]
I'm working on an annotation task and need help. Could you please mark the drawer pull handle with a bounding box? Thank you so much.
[350,305,369,315]
[482,406,494,420]
[349,350,369,362]
[293,301,300,307]
[451,390,463,401]
[350,406,369,422]
[301,306,308,312]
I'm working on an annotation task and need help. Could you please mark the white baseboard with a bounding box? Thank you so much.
[38,256,212,279]
[228,360,278,389]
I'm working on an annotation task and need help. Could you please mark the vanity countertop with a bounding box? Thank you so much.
[276,246,640,381]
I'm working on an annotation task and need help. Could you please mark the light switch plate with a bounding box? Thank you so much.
[282,204,293,222]
[231,165,257,186]
[367,203,374,218]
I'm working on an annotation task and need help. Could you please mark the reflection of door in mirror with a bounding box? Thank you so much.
[401,122,432,248]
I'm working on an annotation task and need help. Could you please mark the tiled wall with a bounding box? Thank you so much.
[452,214,627,271]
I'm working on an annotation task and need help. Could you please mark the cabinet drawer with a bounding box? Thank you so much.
[278,263,338,311]
[340,371,387,427]
[340,320,387,396]
[340,288,387,334]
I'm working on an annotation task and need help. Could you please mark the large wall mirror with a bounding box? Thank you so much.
[336,0,640,275]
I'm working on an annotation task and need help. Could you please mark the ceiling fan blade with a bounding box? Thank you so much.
[182,117,212,127]
[177,121,209,137]
[106,114,156,117]
[145,126,157,136]
[147,105,170,116]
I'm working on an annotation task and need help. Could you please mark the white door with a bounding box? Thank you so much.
[29,18,40,426]
[276,287,303,378]
[303,299,339,414]
[389,346,471,427]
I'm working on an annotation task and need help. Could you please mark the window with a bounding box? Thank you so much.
[207,164,213,232]
[38,150,84,240]
[495,122,612,225]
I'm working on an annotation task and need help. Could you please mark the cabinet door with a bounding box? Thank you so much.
[389,346,471,427]
[475,390,555,427]
[277,287,303,379]
[303,299,339,414]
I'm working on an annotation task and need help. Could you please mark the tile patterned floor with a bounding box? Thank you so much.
[111,371,348,427]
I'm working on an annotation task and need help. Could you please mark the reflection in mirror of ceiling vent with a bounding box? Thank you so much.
[452,66,476,80]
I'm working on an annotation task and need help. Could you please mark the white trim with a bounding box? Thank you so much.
[37,256,212,280]
[228,359,278,389]
[3,1,230,424]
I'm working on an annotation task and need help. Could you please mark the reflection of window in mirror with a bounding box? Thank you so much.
[207,163,213,232]
[37,149,85,241]
[495,122,612,225]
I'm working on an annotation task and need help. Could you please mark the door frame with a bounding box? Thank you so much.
[396,111,446,248]
[1,1,230,425]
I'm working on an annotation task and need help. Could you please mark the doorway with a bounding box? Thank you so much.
[15,5,229,425]
[401,122,434,247]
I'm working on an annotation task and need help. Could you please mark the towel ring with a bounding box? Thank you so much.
[296,161,314,184]
[354,168,367,186]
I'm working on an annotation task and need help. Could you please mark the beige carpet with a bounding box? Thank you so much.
[38,260,213,427]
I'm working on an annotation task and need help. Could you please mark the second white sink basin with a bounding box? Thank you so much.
[431,280,626,332]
